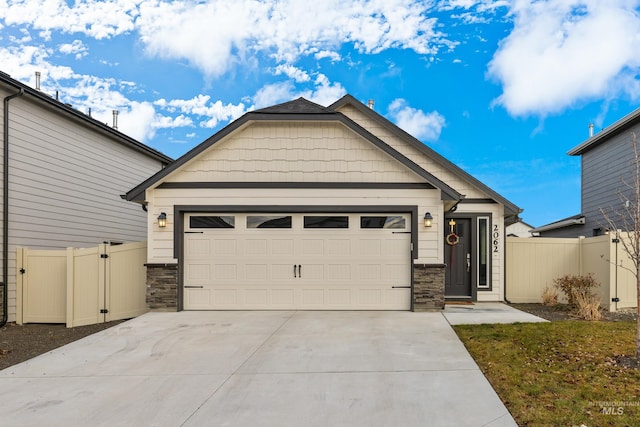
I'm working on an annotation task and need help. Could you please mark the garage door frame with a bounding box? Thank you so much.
[174,205,419,311]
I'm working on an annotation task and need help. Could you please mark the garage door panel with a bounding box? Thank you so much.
[213,289,237,305]
[328,289,351,305]
[214,265,237,280]
[327,264,351,281]
[301,239,324,255]
[186,239,210,257]
[272,239,294,255]
[272,289,294,305]
[245,289,268,305]
[183,213,411,310]
[214,240,237,256]
[186,264,211,281]
[302,289,325,305]
[326,239,350,256]
[245,264,268,280]
[245,239,268,256]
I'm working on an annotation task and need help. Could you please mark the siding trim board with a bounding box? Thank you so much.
[158,182,436,190]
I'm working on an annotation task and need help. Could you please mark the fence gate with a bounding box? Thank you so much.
[17,242,147,327]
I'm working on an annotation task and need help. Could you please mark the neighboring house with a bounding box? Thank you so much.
[506,220,538,237]
[533,109,640,237]
[1,71,172,324]
[126,95,521,311]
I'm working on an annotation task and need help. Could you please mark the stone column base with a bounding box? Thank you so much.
[413,263,445,311]
[146,264,178,311]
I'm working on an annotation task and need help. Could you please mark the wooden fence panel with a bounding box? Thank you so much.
[106,241,147,322]
[17,242,147,327]
[17,248,67,324]
[506,237,581,303]
[66,245,105,328]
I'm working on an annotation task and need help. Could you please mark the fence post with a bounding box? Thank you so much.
[15,248,24,325]
[65,247,74,327]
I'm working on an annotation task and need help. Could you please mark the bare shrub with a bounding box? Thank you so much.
[553,273,599,307]
[571,288,602,321]
[541,286,559,306]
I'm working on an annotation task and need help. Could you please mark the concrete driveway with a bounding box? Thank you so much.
[1,311,518,427]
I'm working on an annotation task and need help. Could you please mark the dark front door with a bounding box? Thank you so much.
[444,218,472,298]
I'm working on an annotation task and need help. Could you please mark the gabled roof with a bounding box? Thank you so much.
[125,96,462,203]
[0,71,172,164]
[328,95,522,217]
[568,107,640,156]
[530,213,585,233]
[254,97,332,114]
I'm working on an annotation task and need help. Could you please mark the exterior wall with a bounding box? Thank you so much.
[1,88,166,322]
[581,127,640,235]
[506,222,534,237]
[169,121,424,184]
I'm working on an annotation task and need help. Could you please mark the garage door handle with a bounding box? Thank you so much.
[294,264,297,278]
[298,264,302,278]
[185,285,204,289]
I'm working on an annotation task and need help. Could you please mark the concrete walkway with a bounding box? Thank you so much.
[0,308,542,427]
[443,302,549,325]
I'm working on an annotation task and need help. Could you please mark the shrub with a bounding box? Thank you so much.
[571,288,602,321]
[553,273,599,307]
[541,286,559,306]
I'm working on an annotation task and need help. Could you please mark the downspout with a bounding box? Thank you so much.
[1,88,24,327]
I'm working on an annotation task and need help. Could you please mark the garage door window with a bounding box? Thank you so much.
[360,216,406,229]
[190,215,235,228]
[303,216,349,228]
[247,215,292,228]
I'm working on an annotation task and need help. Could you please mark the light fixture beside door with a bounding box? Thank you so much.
[423,212,433,227]
[157,212,167,228]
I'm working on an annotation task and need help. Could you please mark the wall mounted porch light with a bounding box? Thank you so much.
[157,212,167,228]
[423,212,433,227]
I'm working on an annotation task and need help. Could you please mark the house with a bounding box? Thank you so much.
[533,109,640,237]
[506,220,537,237]
[1,71,172,325]
[125,95,521,311]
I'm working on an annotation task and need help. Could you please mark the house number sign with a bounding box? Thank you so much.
[493,224,500,253]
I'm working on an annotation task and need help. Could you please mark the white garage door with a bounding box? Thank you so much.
[183,213,411,310]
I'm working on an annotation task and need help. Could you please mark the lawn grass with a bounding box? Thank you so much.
[454,321,640,427]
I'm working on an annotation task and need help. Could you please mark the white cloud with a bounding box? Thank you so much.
[135,0,448,77]
[314,50,342,62]
[0,0,138,39]
[488,0,640,117]
[387,98,445,141]
[155,95,246,128]
[59,39,88,59]
[252,73,346,109]
[273,64,310,83]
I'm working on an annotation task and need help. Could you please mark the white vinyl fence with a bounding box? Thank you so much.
[16,242,147,327]
[507,235,637,312]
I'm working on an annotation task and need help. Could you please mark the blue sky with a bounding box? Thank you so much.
[2,0,640,227]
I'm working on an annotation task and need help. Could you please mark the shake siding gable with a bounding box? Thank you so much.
[168,121,425,184]
[336,104,487,199]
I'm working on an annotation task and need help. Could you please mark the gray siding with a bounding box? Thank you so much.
[581,125,640,235]
[537,224,586,238]
[1,86,166,320]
